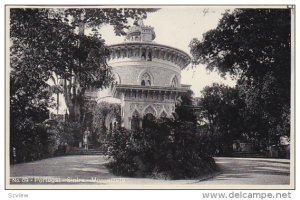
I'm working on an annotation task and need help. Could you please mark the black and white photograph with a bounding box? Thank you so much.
[5,5,295,190]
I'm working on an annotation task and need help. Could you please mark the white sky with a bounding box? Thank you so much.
[99,7,236,97]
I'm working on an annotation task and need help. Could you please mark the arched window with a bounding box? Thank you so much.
[171,76,179,87]
[141,50,146,60]
[116,50,120,58]
[147,52,152,61]
[128,49,133,57]
[141,73,152,86]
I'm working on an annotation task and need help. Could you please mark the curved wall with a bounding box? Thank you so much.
[109,60,181,87]
[108,43,190,87]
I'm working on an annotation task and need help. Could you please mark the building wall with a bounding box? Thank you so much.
[104,42,189,130]
[109,59,181,87]
[122,98,176,129]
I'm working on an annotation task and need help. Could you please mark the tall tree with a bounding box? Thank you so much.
[11,8,157,122]
[190,9,291,144]
[197,84,244,154]
[175,90,197,122]
[59,8,158,122]
[10,8,72,162]
[10,8,157,162]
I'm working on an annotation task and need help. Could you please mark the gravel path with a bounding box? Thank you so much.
[9,155,290,186]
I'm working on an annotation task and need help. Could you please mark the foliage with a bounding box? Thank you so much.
[190,9,291,146]
[10,7,155,122]
[197,84,245,155]
[59,122,83,146]
[106,118,219,179]
[92,102,121,145]
[10,8,110,132]
[10,8,155,163]
[10,121,55,164]
[62,8,159,36]
[175,90,197,122]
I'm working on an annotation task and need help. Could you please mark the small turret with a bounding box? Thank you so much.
[125,20,156,42]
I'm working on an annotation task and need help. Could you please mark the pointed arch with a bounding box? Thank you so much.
[143,105,157,117]
[138,69,154,86]
[141,80,146,86]
[160,110,168,118]
[142,106,157,129]
[170,75,179,87]
[141,72,151,86]
[131,109,141,118]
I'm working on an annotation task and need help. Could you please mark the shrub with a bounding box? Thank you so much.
[92,102,121,147]
[106,118,219,179]
[41,120,84,157]
[10,121,56,164]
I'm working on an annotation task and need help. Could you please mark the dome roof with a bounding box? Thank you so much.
[125,20,156,42]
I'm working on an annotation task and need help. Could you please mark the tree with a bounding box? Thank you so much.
[10,8,86,162]
[10,8,156,162]
[190,9,291,145]
[175,90,197,122]
[11,8,157,122]
[197,84,244,154]
[58,8,158,122]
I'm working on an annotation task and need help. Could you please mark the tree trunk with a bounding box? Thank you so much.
[62,11,87,123]
[63,78,80,122]
[56,92,59,115]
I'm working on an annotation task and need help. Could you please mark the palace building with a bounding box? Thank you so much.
[95,20,191,130]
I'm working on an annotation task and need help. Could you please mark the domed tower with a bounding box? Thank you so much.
[104,20,191,130]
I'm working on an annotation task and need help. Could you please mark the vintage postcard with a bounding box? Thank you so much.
[5,5,295,189]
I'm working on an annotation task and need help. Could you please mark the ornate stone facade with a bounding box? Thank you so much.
[99,20,191,130]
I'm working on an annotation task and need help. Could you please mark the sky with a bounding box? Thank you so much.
[99,7,236,97]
